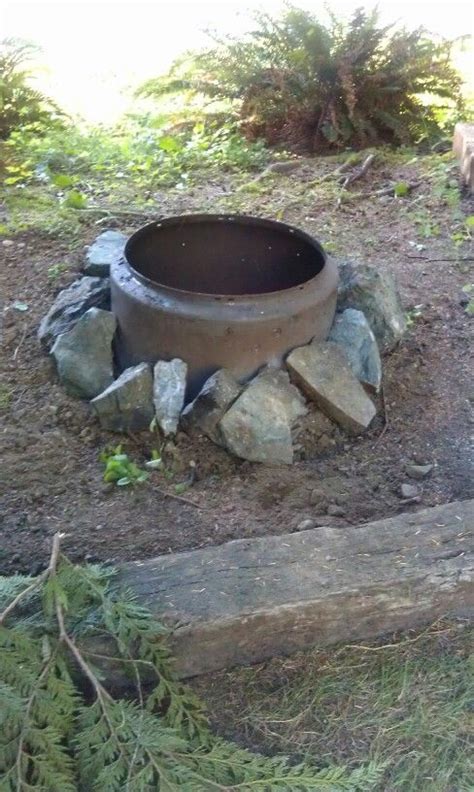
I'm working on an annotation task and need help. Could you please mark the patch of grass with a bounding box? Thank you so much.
[195,622,473,792]
[0,384,12,409]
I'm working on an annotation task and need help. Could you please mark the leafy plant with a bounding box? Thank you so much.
[461,283,474,315]
[0,534,384,790]
[100,445,148,486]
[0,38,61,139]
[143,6,465,152]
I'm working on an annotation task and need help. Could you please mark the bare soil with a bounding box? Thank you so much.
[1,155,473,575]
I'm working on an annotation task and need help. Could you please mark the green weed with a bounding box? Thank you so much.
[100,444,148,486]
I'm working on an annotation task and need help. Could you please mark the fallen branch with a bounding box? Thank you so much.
[342,153,376,188]
[406,255,474,262]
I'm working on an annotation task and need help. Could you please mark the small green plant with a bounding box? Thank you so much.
[394,181,410,197]
[406,304,425,327]
[461,283,474,315]
[0,385,12,409]
[100,445,148,486]
[47,262,68,281]
[0,534,383,790]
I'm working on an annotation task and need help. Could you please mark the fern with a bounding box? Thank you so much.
[0,534,385,791]
[140,6,465,152]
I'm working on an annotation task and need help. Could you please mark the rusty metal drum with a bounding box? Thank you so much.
[111,214,338,398]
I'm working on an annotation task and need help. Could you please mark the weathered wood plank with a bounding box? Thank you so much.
[120,500,474,677]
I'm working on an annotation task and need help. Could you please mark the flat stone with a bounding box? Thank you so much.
[287,342,376,435]
[38,276,110,348]
[84,230,127,276]
[328,308,382,392]
[91,363,154,431]
[337,260,406,352]
[405,463,433,480]
[219,368,307,464]
[401,483,419,499]
[153,359,187,436]
[181,369,241,444]
[51,308,116,399]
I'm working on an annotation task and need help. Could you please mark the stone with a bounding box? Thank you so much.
[296,518,316,531]
[219,368,307,464]
[337,260,406,352]
[401,483,419,499]
[327,504,346,517]
[405,463,433,480]
[38,276,110,348]
[287,342,376,435]
[328,308,382,392]
[51,308,116,399]
[84,230,127,276]
[91,363,154,432]
[309,487,328,509]
[153,359,187,436]
[181,369,241,444]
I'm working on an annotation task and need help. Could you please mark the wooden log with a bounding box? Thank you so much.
[120,500,473,677]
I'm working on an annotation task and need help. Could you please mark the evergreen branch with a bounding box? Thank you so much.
[0,532,62,626]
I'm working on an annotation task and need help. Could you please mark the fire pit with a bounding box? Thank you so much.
[111,214,338,396]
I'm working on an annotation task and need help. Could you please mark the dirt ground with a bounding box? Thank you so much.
[1,155,473,575]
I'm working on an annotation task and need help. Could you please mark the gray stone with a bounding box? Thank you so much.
[91,363,154,432]
[328,308,382,392]
[38,276,110,348]
[405,463,433,480]
[84,230,127,277]
[219,368,307,464]
[296,518,316,531]
[287,342,376,435]
[337,260,406,352]
[51,308,115,399]
[153,359,187,436]
[181,369,241,444]
[401,483,419,499]
[327,504,346,517]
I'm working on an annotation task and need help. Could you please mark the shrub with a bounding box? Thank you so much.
[0,38,61,139]
[140,6,465,152]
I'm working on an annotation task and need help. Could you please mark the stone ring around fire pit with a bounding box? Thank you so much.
[38,217,407,464]
[111,214,339,399]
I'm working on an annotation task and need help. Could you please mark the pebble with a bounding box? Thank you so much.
[296,518,316,531]
[2,239,14,247]
[405,463,433,480]
[401,483,419,499]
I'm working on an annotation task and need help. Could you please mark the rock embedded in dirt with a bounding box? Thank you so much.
[401,483,419,499]
[181,369,241,444]
[296,518,316,531]
[328,308,382,392]
[38,276,111,347]
[91,363,154,431]
[405,463,433,480]
[153,358,187,436]
[84,230,127,277]
[219,368,307,464]
[337,259,406,352]
[287,342,376,435]
[51,307,116,399]
[327,503,346,517]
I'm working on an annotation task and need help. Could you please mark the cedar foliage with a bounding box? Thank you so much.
[138,6,464,152]
[0,38,60,139]
[0,534,384,791]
